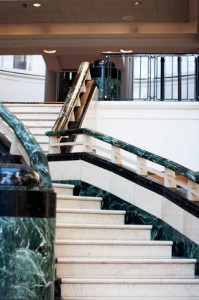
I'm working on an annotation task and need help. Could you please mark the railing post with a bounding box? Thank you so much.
[83,134,92,153]
[178,56,182,101]
[160,57,165,101]
[164,168,177,188]
[137,157,148,175]
[111,146,121,165]
[195,56,199,101]
[187,180,199,201]
[49,136,61,154]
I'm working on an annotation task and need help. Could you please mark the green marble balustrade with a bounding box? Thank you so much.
[0,104,56,299]
[52,62,90,131]
[46,127,199,184]
[0,104,52,189]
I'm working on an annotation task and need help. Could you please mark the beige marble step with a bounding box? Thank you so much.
[5,103,62,113]
[56,195,102,209]
[62,297,198,300]
[57,257,196,278]
[55,223,152,240]
[55,239,172,258]
[53,183,74,196]
[56,208,126,225]
[61,278,199,298]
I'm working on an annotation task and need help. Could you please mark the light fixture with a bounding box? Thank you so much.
[133,1,142,5]
[120,49,133,53]
[33,3,42,7]
[43,49,57,54]
[123,16,135,21]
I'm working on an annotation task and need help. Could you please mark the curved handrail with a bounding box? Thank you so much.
[52,62,91,131]
[46,127,199,184]
[0,104,52,189]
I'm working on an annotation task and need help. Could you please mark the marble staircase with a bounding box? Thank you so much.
[53,183,199,299]
[4,103,62,153]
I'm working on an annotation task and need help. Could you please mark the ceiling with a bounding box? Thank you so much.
[0,0,198,71]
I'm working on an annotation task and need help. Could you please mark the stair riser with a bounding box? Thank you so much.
[56,212,125,225]
[55,227,151,240]
[61,297,197,300]
[34,135,49,143]
[14,114,58,120]
[5,104,62,113]
[61,282,199,298]
[57,262,195,278]
[56,199,101,209]
[55,244,172,258]
[22,120,55,127]
[54,187,74,196]
[28,127,52,134]
[39,144,49,152]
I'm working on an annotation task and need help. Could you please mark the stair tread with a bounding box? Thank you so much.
[56,223,152,230]
[53,183,75,189]
[57,195,102,201]
[61,277,199,283]
[57,257,196,263]
[56,239,173,245]
[56,208,126,215]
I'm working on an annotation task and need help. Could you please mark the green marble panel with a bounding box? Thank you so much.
[0,216,55,300]
[54,180,199,275]
[94,77,120,100]
[0,104,52,189]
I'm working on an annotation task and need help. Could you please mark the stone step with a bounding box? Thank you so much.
[61,278,199,298]
[62,297,198,300]
[33,135,49,143]
[13,113,58,120]
[55,223,152,240]
[56,208,126,225]
[53,183,75,196]
[27,125,52,133]
[57,257,196,278]
[39,143,49,152]
[5,103,62,113]
[21,120,55,127]
[56,195,102,209]
[55,240,172,258]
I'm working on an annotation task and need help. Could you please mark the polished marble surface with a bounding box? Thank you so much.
[54,179,199,276]
[53,62,90,131]
[0,216,55,299]
[0,104,52,189]
[48,152,199,219]
[0,164,42,189]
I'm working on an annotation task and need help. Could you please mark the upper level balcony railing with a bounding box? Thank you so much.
[90,53,199,102]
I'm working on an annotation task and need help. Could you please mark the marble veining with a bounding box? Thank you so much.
[54,179,199,275]
[0,216,55,299]
[0,104,52,189]
[52,62,90,131]
[90,59,121,100]
[46,127,199,184]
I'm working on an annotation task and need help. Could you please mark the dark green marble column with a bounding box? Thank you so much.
[0,165,56,300]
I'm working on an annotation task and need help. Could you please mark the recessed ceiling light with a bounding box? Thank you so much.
[120,49,134,53]
[43,49,57,54]
[33,3,42,7]
[123,16,135,21]
[133,1,142,5]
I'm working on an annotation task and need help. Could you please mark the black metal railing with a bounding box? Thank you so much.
[93,53,199,101]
